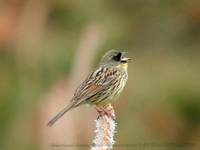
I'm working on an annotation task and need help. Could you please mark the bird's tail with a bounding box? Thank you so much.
[47,103,74,127]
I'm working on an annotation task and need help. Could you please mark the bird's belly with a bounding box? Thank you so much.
[96,75,127,106]
[113,78,127,98]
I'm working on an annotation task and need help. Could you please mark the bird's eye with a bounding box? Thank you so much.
[113,52,122,61]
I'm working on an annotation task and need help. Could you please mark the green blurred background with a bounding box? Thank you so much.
[0,0,199,150]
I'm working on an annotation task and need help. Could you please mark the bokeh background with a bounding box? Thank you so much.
[0,0,200,150]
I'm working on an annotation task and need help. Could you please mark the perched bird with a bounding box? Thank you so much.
[47,50,131,126]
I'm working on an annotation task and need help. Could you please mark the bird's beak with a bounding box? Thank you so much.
[126,57,132,61]
[121,51,132,62]
[121,57,132,61]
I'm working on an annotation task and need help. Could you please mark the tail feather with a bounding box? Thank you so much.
[47,103,74,127]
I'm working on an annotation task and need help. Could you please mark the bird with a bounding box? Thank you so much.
[47,49,131,126]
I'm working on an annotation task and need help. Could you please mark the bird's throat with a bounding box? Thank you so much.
[117,63,128,70]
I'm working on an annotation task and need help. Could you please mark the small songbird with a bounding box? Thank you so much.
[47,50,131,126]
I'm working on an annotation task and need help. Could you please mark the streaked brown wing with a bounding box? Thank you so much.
[71,67,119,106]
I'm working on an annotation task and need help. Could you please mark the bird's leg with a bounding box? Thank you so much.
[101,105,116,121]
[95,105,116,121]
[95,106,105,119]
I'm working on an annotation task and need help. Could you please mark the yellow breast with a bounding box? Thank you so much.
[117,63,128,70]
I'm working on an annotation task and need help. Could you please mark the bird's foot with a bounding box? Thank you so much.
[95,105,116,121]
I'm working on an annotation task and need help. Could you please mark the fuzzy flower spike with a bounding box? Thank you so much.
[91,104,117,150]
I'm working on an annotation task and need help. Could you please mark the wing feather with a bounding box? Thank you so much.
[71,67,120,106]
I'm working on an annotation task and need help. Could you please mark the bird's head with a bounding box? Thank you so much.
[100,50,131,69]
